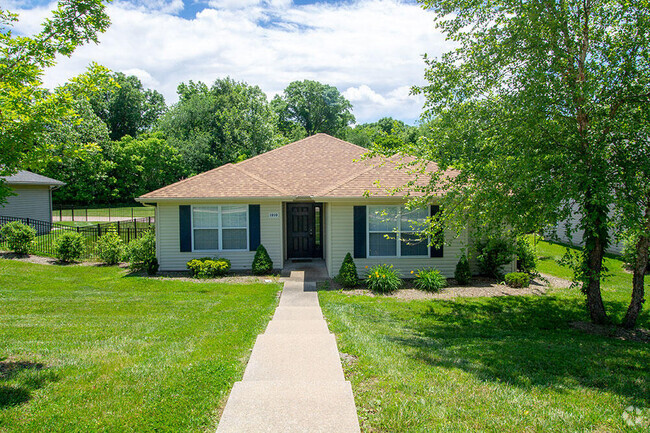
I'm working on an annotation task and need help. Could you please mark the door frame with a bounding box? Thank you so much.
[285,202,324,259]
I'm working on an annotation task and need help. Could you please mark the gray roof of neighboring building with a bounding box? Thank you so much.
[1,170,65,186]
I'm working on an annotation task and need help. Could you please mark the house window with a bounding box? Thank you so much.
[368,206,428,257]
[192,205,248,251]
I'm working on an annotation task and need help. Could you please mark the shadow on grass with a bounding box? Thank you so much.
[0,359,57,409]
[388,296,650,406]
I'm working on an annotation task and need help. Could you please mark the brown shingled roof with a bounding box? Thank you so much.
[138,133,455,200]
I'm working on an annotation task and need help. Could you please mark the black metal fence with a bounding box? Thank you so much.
[53,205,155,222]
[0,215,154,260]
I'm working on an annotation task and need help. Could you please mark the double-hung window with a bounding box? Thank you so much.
[368,206,428,257]
[192,205,248,251]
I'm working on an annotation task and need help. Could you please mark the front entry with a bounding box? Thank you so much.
[286,203,323,259]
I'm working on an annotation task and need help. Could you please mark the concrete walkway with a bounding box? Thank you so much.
[216,270,361,433]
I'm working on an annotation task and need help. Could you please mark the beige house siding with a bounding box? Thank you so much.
[156,202,283,271]
[326,202,470,279]
[0,185,52,223]
[551,202,624,254]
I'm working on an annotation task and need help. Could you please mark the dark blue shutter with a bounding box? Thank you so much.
[249,204,261,251]
[353,206,367,259]
[179,205,192,252]
[430,205,444,258]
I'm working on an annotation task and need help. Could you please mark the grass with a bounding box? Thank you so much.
[0,260,281,432]
[319,239,650,432]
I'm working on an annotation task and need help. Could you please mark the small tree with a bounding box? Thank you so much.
[475,237,516,279]
[125,230,157,274]
[454,254,472,285]
[335,252,359,288]
[54,232,85,262]
[0,221,36,255]
[97,230,124,265]
[515,236,537,274]
[251,244,273,275]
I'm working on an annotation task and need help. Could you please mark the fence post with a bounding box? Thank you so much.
[71,206,75,222]
[131,207,134,220]
[86,208,88,222]
[117,221,121,236]
[108,206,111,222]
[59,208,62,221]
[98,223,101,237]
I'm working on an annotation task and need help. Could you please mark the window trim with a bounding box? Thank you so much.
[366,205,429,258]
[190,204,249,252]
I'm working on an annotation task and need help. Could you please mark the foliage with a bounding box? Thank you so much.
[344,118,424,152]
[0,221,35,255]
[412,268,447,292]
[125,230,156,273]
[0,259,280,431]
[187,257,232,278]
[408,0,650,326]
[475,237,516,279]
[251,244,273,275]
[159,78,280,175]
[516,236,537,274]
[96,230,124,265]
[365,264,402,293]
[0,1,110,203]
[272,80,355,137]
[504,272,531,288]
[54,231,85,262]
[335,252,359,288]
[454,254,472,285]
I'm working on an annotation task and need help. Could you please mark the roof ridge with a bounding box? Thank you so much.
[230,164,291,195]
[314,156,383,196]
[140,163,233,198]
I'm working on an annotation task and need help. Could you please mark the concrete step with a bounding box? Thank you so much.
[243,334,345,382]
[216,380,360,433]
[265,319,330,335]
[273,306,323,321]
[279,291,320,307]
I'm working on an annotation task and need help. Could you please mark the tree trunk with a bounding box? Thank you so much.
[582,198,610,324]
[622,198,650,329]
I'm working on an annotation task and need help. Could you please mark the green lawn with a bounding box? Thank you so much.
[0,260,280,432]
[53,206,155,221]
[320,239,650,432]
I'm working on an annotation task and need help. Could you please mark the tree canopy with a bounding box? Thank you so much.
[405,0,650,326]
[272,80,355,138]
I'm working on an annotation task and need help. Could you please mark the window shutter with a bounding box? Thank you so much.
[179,205,192,252]
[430,205,444,258]
[353,206,367,259]
[249,204,261,251]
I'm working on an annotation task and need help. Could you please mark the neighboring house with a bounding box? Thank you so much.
[0,171,65,226]
[550,202,624,255]
[137,134,513,277]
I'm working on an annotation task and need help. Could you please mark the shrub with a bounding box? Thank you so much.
[0,221,35,255]
[413,268,447,292]
[621,232,650,273]
[505,272,531,288]
[252,244,273,275]
[475,237,516,279]
[125,230,157,274]
[515,236,537,273]
[54,232,85,262]
[96,231,125,265]
[365,264,402,293]
[335,252,359,288]
[454,254,472,285]
[187,257,231,278]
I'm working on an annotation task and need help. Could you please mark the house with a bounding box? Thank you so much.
[0,171,65,226]
[137,134,506,277]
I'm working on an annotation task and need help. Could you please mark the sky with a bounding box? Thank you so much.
[8,0,452,124]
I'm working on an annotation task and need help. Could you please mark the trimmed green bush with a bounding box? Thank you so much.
[187,257,231,278]
[621,232,650,273]
[97,231,125,265]
[365,264,402,293]
[54,232,85,262]
[516,236,537,273]
[252,244,273,275]
[0,221,35,255]
[125,230,157,274]
[475,237,516,279]
[505,272,531,288]
[413,268,447,292]
[335,252,359,288]
[454,254,472,285]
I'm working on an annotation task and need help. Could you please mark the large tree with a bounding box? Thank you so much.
[345,117,423,151]
[272,80,355,138]
[158,78,280,175]
[0,0,110,202]
[406,0,649,325]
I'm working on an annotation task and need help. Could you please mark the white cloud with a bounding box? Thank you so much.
[12,0,451,123]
